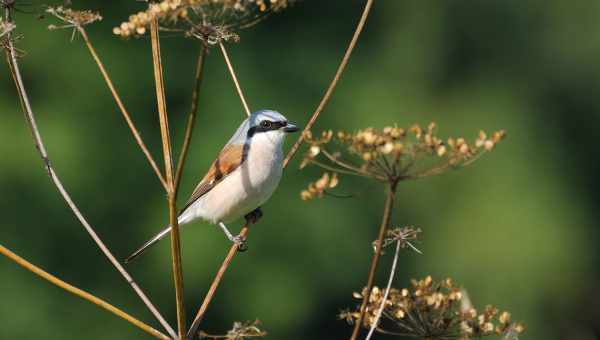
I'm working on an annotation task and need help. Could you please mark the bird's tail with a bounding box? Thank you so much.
[125,225,172,263]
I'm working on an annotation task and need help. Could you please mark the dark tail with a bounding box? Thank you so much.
[124,226,172,263]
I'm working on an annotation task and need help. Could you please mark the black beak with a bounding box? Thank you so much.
[283,123,299,133]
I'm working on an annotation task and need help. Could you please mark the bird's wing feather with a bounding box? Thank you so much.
[180,143,247,213]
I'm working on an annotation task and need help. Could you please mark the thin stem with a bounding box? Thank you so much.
[0,244,170,340]
[77,26,168,191]
[174,44,207,192]
[219,42,250,117]
[150,18,186,339]
[321,149,369,175]
[365,239,401,340]
[283,0,375,168]
[3,15,176,339]
[351,181,397,340]
[186,224,250,339]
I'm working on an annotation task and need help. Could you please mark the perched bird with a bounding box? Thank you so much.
[125,110,298,263]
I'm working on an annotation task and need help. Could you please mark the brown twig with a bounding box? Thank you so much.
[77,26,169,191]
[219,42,251,117]
[186,224,250,339]
[175,44,207,192]
[3,11,177,339]
[150,18,186,339]
[351,182,397,340]
[365,238,402,340]
[0,244,170,340]
[283,0,375,168]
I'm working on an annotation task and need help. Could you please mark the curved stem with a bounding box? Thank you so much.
[175,44,208,192]
[4,13,176,339]
[150,18,186,339]
[283,0,375,168]
[77,26,169,191]
[0,244,170,340]
[351,181,397,340]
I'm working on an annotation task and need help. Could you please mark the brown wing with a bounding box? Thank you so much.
[180,144,247,214]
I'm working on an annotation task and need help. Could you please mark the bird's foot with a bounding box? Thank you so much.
[233,234,248,252]
[244,207,263,225]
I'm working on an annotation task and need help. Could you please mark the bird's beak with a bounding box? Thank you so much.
[283,123,299,133]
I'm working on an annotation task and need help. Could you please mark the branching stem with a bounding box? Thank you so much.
[3,11,176,339]
[78,26,169,191]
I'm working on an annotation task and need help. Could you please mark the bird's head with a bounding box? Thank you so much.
[245,109,299,145]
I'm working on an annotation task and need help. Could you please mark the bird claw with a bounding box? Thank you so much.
[233,235,248,252]
[244,207,263,225]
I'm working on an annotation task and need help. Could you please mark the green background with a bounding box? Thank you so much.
[1,1,599,339]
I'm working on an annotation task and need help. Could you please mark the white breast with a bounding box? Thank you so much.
[180,137,284,225]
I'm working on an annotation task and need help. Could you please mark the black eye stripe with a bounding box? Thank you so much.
[247,120,286,137]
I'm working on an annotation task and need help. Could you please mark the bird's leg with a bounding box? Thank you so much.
[218,221,247,250]
[244,207,263,225]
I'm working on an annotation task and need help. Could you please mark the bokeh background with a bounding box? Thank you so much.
[1,1,599,339]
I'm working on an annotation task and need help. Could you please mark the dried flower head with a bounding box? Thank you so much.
[300,172,339,201]
[340,276,524,339]
[199,320,267,339]
[373,226,422,254]
[114,0,296,42]
[46,6,102,30]
[300,123,505,199]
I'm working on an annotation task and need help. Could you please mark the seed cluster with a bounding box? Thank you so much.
[46,6,103,29]
[300,123,505,200]
[113,0,294,41]
[341,276,524,339]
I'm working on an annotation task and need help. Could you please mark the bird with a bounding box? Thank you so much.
[125,109,298,263]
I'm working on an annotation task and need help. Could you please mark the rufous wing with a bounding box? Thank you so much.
[180,143,247,214]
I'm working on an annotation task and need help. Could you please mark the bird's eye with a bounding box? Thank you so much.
[260,120,272,129]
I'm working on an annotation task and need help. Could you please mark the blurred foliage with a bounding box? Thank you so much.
[1,1,599,340]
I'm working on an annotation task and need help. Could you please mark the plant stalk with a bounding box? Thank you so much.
[150,18,186,339]
[283,0,375,168]
[175,44,207,192]
[350,181,397,340]
[186,224,249,339]
[0,244,170,340]
[219,42,251,117]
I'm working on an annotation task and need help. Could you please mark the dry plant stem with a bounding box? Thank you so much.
[77,26,168,191]
[351,182,397,340]
[283,0,375,168]
[219,42,251,117]
[150,18,186,339]
[175,44,207,192]
[365,239,401,340]
[0,245,170,340]
[187,224,250,339]
[3,16,177,339]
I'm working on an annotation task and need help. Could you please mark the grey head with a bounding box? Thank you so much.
[227,109,298,145]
